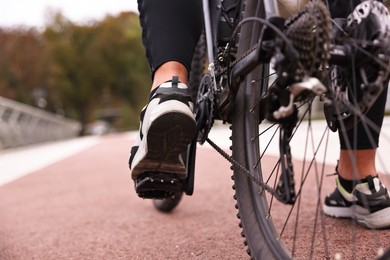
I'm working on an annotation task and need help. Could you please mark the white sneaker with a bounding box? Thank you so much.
[323,175,390,229]
[129,77,197,182]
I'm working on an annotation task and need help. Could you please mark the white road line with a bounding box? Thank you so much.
[0,136,100,186]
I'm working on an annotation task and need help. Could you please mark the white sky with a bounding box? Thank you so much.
[0,0,139,28]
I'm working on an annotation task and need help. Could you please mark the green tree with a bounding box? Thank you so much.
[0,28,52,107]
[44,11,150,133]
[0,11,150,134]
[91,12,150,129]
[44,13,104,132]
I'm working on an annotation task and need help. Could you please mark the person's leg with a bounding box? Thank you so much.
[151,61,188,89]
[337,149,376,180]
[324,86,390,229]
[137,0,203,81]
[323,0,390,229]
[337,84,387,181]
[129,0,203,199]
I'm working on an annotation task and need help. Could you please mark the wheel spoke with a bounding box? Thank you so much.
[228,0,390,258]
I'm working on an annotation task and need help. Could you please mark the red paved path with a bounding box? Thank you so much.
[0,133,388,259]
[0,134,247,259]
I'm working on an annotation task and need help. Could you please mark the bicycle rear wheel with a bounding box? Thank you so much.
[231,0,291,258]
[231,0,390,259]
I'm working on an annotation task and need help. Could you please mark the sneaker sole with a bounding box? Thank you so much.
[355,206,390,229]
[323,205,354,219]
[131,111,196,180]
[324,204,390,229]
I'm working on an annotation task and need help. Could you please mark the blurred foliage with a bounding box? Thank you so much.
[0,11,151,134]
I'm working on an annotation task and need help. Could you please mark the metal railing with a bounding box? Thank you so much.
[0,96,81,149]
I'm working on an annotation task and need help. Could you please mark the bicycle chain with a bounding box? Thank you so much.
[205,137,277,196]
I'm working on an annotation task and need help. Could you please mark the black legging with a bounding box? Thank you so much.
[328,0,388,150]
[138,0,387,150]
[137,0,203,78]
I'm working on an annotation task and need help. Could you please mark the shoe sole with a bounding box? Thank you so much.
[355,206,390,229]
[131,111,196,180]
[323,205,353,219]
[323,204,390,229]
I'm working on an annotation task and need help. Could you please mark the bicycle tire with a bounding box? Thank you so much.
[153,192,184,212]
[189,31,207,103]
[231,0,291,258]
[231,0,390,259]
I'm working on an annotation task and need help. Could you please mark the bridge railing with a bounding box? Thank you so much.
[0,96,81,149]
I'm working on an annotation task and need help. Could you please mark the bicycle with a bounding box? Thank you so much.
[150,0,390,258]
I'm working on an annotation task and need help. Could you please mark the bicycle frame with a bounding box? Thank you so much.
[203,0,280,64]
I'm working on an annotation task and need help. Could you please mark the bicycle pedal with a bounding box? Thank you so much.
[134,172,184,199]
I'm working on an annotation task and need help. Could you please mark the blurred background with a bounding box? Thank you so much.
[2,0,390,150]
[0,0,151,148]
